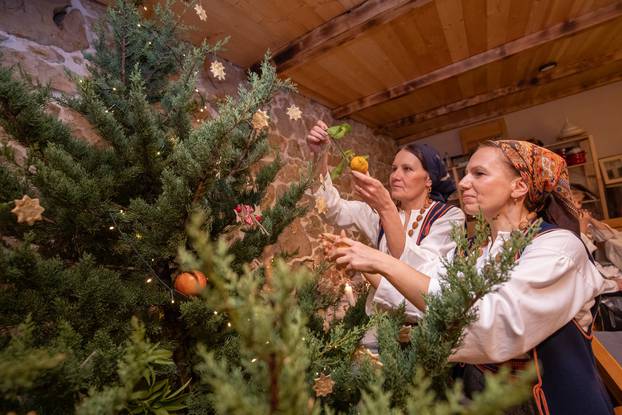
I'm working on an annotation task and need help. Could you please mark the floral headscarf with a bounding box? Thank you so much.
[493,140,579,232]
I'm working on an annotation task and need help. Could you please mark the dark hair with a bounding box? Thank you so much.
[399,144,429,173]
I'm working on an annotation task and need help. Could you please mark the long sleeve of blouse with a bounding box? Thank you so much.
[314,174,380,243]
[427,229,610,364]
[372,206,465,320]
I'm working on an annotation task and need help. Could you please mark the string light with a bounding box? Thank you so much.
[109,225,115,230]
[143,6,147,11]
[112,87,116,91]
[170,291,175,303]
[213,311,218,315]
[195,88,199,92]
[148,41,152,45]
[137,23,141,27]
[135,233,143,239]
[227,322,231,328]
[146,278,153,283]
[251,358,257,363]
[156,151,161,156]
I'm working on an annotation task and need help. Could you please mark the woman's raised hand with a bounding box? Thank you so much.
[322,232,385,274]
[306,120,329,154]
[351,171,394,213]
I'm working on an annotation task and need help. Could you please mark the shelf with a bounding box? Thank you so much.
[567,161,593,169]
[545,135,590,148]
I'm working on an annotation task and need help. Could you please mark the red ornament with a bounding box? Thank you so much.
[174,271,207,296]
[234,205,242,213]
[255,214,263,222]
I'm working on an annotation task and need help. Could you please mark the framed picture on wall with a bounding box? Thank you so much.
[599,154,622,185]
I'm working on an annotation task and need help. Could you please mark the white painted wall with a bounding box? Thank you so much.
[417,80,622,159]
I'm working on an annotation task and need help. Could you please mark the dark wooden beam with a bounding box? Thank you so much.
[396,70,622,145]
[253,0,432,74]
[333,2,622,119]
[382,50,622,133]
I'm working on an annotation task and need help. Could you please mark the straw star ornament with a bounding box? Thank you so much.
[210,61,226,81]
[286,104,302,121]
[251,109,270,131]
[11,195,45,225]
[194,4,207,21]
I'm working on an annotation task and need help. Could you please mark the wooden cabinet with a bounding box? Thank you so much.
[545,134,609,219]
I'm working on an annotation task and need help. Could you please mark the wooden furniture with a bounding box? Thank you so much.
[458,118,507,153]
[545,134,609,220]
[593,332,622,410]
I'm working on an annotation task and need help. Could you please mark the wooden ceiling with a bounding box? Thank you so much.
[142,0,622,143]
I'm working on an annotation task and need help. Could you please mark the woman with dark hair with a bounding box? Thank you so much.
[307,120,465,351]
[328,140,614,414]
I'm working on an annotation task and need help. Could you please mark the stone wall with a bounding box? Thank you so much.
[0,0,398,267]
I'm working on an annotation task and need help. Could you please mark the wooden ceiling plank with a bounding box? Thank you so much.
[260,0,433,73]
[396,65,622,144]
[385,49,622,133]
[462,0,488,55]
[331,2,622,119]
[486,0,512,48]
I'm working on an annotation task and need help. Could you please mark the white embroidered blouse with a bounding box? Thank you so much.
[315,174,465,321]
[424,228,616,364]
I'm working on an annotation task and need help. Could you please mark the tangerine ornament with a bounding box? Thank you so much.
[174,271,207,296]
[350,156,368,174]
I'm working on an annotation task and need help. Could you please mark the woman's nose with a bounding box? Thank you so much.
[458,174,470,191]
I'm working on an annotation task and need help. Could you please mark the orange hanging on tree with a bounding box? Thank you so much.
[174,271,207,296]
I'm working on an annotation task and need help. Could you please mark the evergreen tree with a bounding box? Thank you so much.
[0,1,308,413]
[0,1,534,413]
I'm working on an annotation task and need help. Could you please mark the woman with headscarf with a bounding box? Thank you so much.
[328,140,614,414]
[307,120,465,350]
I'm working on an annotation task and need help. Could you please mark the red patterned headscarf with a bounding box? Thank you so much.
[492,140,579,232]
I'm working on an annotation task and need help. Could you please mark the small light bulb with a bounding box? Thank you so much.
[195,88,199,92]
[227,322,231,328]
[137,23,141,27]
[143,6,147,10]
[109,226,114,230]
[135,233,142,239]
[213,311,218,315]
[146,278,152,283]
[251,358,257,363]
[156,151,161,156]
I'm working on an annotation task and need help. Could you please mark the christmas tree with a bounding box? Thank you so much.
[1,1,534,414]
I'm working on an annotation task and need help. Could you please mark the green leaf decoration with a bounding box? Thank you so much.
[330,149,354,180]
[326,123,352,140]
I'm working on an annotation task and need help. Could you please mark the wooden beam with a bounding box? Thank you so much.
[254,0,432,74]
[382,50,622,133]
[333,2,622,119]
[396,70,622,145]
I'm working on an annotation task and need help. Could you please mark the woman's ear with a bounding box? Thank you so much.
[425,174,433,189]
[510,177,529,200]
